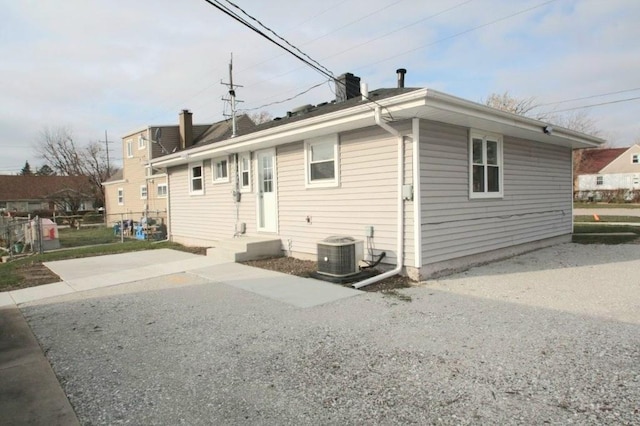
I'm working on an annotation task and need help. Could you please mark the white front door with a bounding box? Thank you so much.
[256,149,277,232]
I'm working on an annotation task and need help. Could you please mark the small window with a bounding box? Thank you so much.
[305,135,339,188]
[469,131,503,198]
[596,176,603,185]
[117,188,124,205]
[138,135,145,150]
[140,185,148,200]
[189,162,204,195]
[632,154,639,164]
[239,152,252,192]
[157,183,168,198]
[126,140,133,158]
[212,157,229,183]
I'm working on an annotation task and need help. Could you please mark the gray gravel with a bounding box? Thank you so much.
[22,243,640,425]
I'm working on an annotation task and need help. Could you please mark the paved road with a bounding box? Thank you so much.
[575,207,640,217]
[19,243,640,425]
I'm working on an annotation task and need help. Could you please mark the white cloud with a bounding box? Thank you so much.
[0,0,638,172]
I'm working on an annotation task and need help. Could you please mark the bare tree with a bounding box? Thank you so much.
[484,91,546,119]
[46,177,94,224]
[35,126,115,208]
[551,110,601,137]
[484,91,600,136]
[249,111,273,125]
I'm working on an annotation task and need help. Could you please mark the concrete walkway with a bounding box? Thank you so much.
[0,249,361,425]
[0,249,360,309]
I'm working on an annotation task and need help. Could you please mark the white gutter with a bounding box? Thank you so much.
[151,89,429,168]
[412,118,422,268]
[353,107,404,289]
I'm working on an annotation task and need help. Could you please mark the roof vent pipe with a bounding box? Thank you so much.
[361,82,369,101]
[396,68,407,88]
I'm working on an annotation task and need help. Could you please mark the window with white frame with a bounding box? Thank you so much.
[632,154,639,164]
[138,135,145,150]
[140,185,148,199]
[189,162,204,195]
[305,134,339,188]
[157,183,168,198]
[470,131,503,198]
[239,152,252,191]
[117,188,124,205]
[212,157,229,183]
[126,140,133,158]
[596,176,604,185]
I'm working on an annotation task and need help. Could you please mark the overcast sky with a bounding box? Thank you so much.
[1,0,638,173]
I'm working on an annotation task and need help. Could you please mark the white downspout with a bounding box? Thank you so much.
[353,107,404,289]
[412,118,422,269]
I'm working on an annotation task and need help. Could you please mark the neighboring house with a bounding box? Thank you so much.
[0,175,93,214]
[574,144,640,201]
[103,111,254,222]
[151,71,603,280]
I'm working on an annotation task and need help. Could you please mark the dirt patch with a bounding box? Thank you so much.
[11,262,61,291]
[242,256,415,294]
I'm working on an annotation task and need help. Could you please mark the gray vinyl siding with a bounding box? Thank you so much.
[420,121,572,265]
[168,157,257,245]
[277,125,414,267]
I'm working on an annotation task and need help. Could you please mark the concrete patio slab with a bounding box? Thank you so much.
[43,248,202,281]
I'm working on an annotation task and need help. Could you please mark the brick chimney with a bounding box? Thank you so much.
[179,109,193,150]
[335,73,361,103]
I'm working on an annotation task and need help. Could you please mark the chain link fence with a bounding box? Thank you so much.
[1,209,168,262]
[0,215,56,260]
[105,210,168,243]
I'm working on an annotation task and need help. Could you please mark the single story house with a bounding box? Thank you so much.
[0,175,94,214]
[574,144,640,202]
[151,71,603,280]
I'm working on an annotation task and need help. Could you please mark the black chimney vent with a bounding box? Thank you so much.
[396,68,407,88]
[335,73,361,103]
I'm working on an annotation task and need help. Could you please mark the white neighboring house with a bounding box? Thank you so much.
[575,144,640,201]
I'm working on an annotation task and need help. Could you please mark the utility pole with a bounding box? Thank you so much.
[221,53,243,137]
[99,130,113,178]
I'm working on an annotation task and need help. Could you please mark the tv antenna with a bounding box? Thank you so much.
[221,53,243,137]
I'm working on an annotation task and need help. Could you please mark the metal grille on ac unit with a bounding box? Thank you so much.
[316,236,363,277]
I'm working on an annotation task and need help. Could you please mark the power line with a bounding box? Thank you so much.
[535,87,640,107]
[321,0,475,63]
[540,96,640,114]
[222,0,334,79]
[150,0,471,121]
[202,0,334,82]
[353,0,559,71]
[239,80,329,112]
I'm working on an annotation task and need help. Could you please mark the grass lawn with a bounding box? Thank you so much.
[58,225,121,247]
[572,223,640,244]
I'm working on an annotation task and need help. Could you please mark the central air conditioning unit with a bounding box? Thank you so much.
[317,236,363,277]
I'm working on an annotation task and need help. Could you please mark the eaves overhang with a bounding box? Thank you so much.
[151,88,604,169]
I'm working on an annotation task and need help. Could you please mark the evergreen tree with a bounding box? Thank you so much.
[36,164,55,176]
[19,161,33,175]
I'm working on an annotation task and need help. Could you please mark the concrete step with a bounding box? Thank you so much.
[206,236,282,262]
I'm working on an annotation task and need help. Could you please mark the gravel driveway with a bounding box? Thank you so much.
[22,243,640,425]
